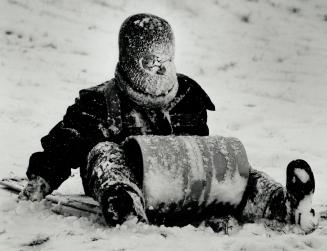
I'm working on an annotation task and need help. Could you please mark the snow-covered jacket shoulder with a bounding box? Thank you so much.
[175,73,215,111]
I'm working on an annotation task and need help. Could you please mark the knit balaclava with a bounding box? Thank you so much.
[115,13,179,108]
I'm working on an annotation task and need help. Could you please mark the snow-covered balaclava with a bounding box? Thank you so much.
[115,13,179,108]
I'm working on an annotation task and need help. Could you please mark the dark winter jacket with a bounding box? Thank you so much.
[26,74,215,190]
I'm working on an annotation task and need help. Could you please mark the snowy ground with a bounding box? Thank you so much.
[1,0,327,250]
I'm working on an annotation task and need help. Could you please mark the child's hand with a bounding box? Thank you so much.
[18,176,51,201]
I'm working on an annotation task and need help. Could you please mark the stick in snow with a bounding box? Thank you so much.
[0,178,102,216]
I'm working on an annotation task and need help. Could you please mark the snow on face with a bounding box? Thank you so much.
[294,168,310,183]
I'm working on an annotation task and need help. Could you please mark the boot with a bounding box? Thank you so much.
[286,159,318,233]
[101,184,148,227]
[264,159,318,233]
[242,159,318,233]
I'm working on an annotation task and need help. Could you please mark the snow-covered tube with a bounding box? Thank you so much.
[123,135,250,221]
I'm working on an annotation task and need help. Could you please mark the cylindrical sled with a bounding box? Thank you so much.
[123,135,250,225]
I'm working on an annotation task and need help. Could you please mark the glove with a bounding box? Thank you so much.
[18,176,52,201]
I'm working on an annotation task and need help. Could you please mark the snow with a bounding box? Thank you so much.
[183,137,206,181]
[1,0,327,250]
[294,168,310,183]
[135,17,151,28]
[207,168,247,206]
[144,156,185,207]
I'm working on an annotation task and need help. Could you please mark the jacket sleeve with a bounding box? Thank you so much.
[26,85,110,190]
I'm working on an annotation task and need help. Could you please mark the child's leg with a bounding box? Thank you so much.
[241,168,284,222]
[241,160,317,233]
[84,141,147,226]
